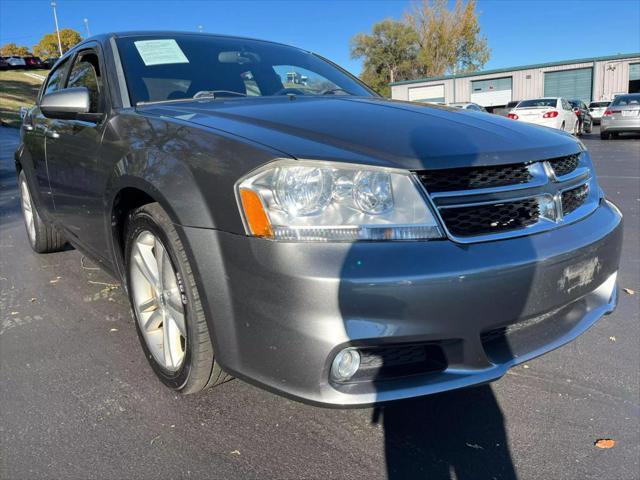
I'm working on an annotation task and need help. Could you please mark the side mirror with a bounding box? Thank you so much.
[40,87,90,119]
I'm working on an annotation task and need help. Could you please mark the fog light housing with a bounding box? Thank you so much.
[331,348,361,382]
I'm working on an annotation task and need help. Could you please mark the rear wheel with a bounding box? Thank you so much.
[125,203,230,394]
[600,131,610,140]
[18,170,66,253]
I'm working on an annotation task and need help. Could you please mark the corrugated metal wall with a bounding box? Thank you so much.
[391,57,640,104]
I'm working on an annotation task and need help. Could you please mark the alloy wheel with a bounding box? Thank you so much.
[20,178,36,244]
[130,230,187,372]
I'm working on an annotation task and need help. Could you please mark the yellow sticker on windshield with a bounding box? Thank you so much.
[134,39,189,66]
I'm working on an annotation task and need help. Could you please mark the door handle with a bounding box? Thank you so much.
[45,129,60,139]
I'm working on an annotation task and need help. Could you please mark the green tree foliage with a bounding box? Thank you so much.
[32,28,82,58]
[0,43,32,56]
[350,0,490,96]
[350,19,420,97]
[407,0,490,76]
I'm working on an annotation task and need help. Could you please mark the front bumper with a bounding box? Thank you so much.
[179,200,622,407]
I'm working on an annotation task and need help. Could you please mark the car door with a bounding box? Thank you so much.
[560,99,573,130]
[23,56,72,213]
[44,45,110,258]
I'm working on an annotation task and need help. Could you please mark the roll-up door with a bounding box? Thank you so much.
[544,68,593,102]
[470,77,512,107]
[629,63,640,93]
[408,84,445,103]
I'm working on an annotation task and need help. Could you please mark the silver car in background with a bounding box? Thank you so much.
[448,102,487,112]
[600,93,640,139]
[588,101,610,124]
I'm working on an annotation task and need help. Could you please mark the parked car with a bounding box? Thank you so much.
[492,100,520,117]
[24,56,44,69]
[16,32,622,407]
[600,93,640,139]
[448,102,487,112]
[507,97,579,134]
[588,101,610,124]
[41,57,59,69]
[0,56,9,70]
[568,99,593,135]
[5,56,26,69]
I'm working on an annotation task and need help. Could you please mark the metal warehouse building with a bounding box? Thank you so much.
[390,53,640,110]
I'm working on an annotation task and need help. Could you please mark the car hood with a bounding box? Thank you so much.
[139,96,582,170]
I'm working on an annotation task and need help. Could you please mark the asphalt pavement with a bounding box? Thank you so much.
[1,125,638,480]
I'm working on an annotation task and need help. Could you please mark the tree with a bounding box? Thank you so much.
[350,19,421,97]
[350,0,490,96]
[406,0,490,77]
[32,28,82,59]
[0,43,32,56]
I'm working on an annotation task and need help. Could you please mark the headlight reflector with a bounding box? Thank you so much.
[237,160,442,242]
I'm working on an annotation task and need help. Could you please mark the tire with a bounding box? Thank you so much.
[600,131,610,140]
[18,170,66,253]
[561,122,566,132]
[124,202,230,394]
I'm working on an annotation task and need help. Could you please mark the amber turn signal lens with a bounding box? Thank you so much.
[239,188,273,238]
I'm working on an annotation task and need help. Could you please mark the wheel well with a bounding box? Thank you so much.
[111,187,155,258]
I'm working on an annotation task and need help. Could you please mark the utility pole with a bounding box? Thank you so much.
[50,1,63,56]
[83,18,91,37]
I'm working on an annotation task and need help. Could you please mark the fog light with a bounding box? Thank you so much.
[331,348,361,382]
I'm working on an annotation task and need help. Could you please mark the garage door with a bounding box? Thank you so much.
[544,68,593,103]
[408,84,445,103]
[629,63,640,94]
[470,77,512,107]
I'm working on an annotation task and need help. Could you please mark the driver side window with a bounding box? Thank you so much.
[42,57,71,96]
[66,51,103,113]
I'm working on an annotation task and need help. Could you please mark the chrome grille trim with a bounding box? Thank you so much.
[416,153,600,243]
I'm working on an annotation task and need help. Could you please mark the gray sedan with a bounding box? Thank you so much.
[600,93,640,139]
[15,32,622,407]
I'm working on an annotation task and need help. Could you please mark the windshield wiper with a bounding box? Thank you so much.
[136,90,248,107]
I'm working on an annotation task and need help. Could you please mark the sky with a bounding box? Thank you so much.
[0,0,639,76]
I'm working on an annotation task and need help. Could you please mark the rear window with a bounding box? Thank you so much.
[589,102,609,108]
[517,99,557,108]
[611,95,640,107]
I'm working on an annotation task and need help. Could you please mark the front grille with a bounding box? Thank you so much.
[562,183,589,215]
[549,154,580,177]
[439,199,540,237]
[417,153,595,242]
[418,163,532,193]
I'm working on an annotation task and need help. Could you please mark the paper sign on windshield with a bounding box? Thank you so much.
[134,39,189,66]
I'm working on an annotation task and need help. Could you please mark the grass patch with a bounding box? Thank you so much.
[0,69,49,127]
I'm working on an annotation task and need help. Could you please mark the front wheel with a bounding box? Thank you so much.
[125,203,230,394]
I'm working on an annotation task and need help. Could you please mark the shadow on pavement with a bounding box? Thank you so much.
[373,386,516,480]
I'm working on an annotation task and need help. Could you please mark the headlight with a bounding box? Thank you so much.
[236,160,443,241]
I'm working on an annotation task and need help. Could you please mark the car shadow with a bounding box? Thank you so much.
[371,386,516,480]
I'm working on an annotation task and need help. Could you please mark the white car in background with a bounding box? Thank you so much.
[589,101,610,124]
[6,56,27,68]
[507,98,579,134]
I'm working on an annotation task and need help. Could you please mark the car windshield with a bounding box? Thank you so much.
[116,35,374,105]
[611,94,640,107]
[517,99,557,108]
[589,102,609,108]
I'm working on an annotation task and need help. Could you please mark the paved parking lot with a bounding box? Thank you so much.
[1,125,638,480]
